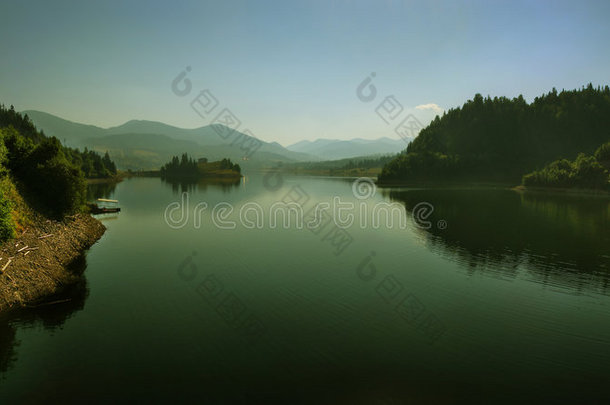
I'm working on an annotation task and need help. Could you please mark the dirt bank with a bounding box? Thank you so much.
[0,214,105,314]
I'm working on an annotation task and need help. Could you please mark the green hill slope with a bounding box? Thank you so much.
[379,84,610,184]
[24,111,317,170]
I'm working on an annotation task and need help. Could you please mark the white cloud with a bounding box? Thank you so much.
[415,103,444,113]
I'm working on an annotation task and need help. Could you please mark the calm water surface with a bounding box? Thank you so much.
[1,175,609,404]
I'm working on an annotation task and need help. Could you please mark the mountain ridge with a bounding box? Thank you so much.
[23,110,318,170]
[286,136,409,160]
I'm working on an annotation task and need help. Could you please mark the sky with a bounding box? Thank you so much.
[1,0,609,146]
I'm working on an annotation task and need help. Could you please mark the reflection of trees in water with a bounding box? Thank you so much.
[86,181,118,201]
[387,188,610,294]
[0,255,89,376]
[163,177,241,194]
[0,323,17,375]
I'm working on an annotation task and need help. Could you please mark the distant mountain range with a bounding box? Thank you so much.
[23,110,410,170]
[287,137,408,160]
[24,111,315,170]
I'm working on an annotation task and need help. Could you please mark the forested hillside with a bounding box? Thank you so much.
[379,84,610,184]
[0,105,117,240]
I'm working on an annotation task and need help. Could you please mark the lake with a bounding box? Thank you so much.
[1,175,610,403]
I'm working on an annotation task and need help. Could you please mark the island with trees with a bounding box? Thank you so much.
[159,154,242,180]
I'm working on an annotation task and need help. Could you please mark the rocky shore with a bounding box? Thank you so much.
[0,214,105,314]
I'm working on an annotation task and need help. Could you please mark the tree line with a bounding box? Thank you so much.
[522,142,610,189]
[0,105,118,240]
[160,154,199,178]
[379,84,610,184]
[0,105,117,178]
[160,154,241,179]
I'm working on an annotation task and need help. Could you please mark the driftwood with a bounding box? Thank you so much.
[1,259,12,272]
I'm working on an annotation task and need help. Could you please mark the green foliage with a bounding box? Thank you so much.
[0,127,86,218]
[337,155,395,170]
[25,137,87,216]
[0,132,8,177]
[594,142,610,170]
[2,126,35,173]
[160,154,241,179]
[160,153,199,178]
[0,191,14,242]
[380,84,610,183]
[0,104,44,143]
[218,158,241,173]
[0,138,14,241]
[0,106,119,220]
[64,147,117,178]
[381,152,459,181]
[522,152,609,190]
[284,154,396,172]
[0,104,116,179]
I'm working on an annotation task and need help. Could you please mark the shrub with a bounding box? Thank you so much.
[25,138,86,217]
[522,152,609,189]
[0,189,14,242]
[595,142,610,170]
[573,153,608,188]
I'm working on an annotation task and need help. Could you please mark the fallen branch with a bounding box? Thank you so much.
[1,259,12,272]
[17,245,29,252]
[38,234,53,239]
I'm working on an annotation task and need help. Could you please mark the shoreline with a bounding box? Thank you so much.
[0,214,105,315]
[375,179,610,197]
[124,170,242,180]
[513,185,610,197]
[86,173,125,184]
[375,179,515,189]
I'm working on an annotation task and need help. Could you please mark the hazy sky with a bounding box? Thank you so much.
[1,0,609,145]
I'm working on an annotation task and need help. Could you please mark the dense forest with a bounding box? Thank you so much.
[379,84,610,185]
[0,105,118,240]
[279,154,396,176]
[160,154,241,179]
[0,105,116,178]
[283,154,396,171]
